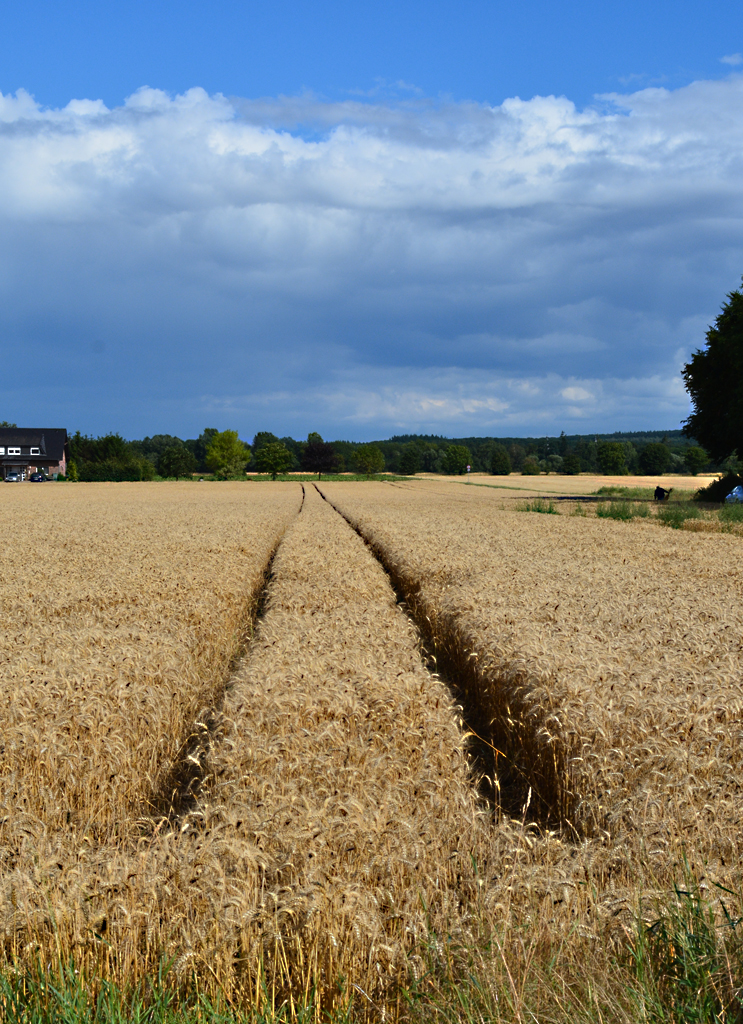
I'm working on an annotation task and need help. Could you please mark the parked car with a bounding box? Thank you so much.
[4,472,21,482]
[29,472,46,482]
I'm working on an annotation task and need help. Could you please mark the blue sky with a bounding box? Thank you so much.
[3,0,741,112]
[0,1,742,440]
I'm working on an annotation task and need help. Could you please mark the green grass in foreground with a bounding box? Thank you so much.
[0,962,350,1024]
[516,498,558,514]
[720,502,743,524]
[656,502,701,529]
[596,500,650,521]
[6,880,743,1024]
[404,880,743,1024]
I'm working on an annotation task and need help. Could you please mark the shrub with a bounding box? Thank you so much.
[597,500,636,521]
[720,502,743,524]
[517,498,558,514]
[521,457,541,475]
[695,473,743,503]
[79,458,153,482]
[657,503,700,529]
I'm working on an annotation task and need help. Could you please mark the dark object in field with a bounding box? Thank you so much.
[654,486,673,501]
[695,472,743,503]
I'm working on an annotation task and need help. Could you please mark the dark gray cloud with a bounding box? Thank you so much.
[1,78,742,437]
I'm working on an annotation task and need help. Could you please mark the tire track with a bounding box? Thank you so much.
[147,485,306,822]
[315,483,564,825]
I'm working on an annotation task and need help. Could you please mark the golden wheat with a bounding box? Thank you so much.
[3,476,743,1021]
[0,483,300,948]
[143,483,483,1010]
[321,480,743,887]
[0,484,488,1013]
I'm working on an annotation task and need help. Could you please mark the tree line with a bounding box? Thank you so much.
[57,426,722,482]
[62,430,390,481]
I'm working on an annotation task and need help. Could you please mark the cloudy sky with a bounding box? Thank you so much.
[1,1,742,440]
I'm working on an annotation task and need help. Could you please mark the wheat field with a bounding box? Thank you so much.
[1,478,742,1020]
[321,481,743,881]
[0,484,300,961]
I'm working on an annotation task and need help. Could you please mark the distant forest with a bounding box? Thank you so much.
[59,426,724,481]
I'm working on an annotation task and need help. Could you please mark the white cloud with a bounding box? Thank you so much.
[0,77,738,436]
[720,54,743,66]
[560,386,593,402]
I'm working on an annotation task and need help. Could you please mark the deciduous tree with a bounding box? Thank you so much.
[490,444,511,475]
[157,446,197,480]
[398,444,420,475]
[639,442,670,475]
[354,444,385,476]
[442,445,471,475]
[597,441,627,475]
[684,445,709,476]
[254,442,294,480]
[301,433,338,478]
[683,281,743,462]
[184,429,218,472]
[205,430,251,479]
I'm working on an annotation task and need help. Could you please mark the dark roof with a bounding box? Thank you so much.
[0,428,68,461]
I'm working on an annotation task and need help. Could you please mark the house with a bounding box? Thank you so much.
[0,428,69,480]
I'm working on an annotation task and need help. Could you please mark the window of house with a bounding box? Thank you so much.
[30,447,40,455]
[0,448,4,455]
[8,448,20,456]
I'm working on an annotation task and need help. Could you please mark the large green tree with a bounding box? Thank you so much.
[683,281,743,461]
[639,442,670,475]
[157,446,197,480]
[490,444,511,475]
[254,442,294,479]
[185,428,218,473]
[596,441,627,475]
[252,431,281,452]
[684,445,709,476]
[441,444,471,475]
[354,444,385,476]
[398,443,420,475]
[301,433,338,478]
[205,430,251,478]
